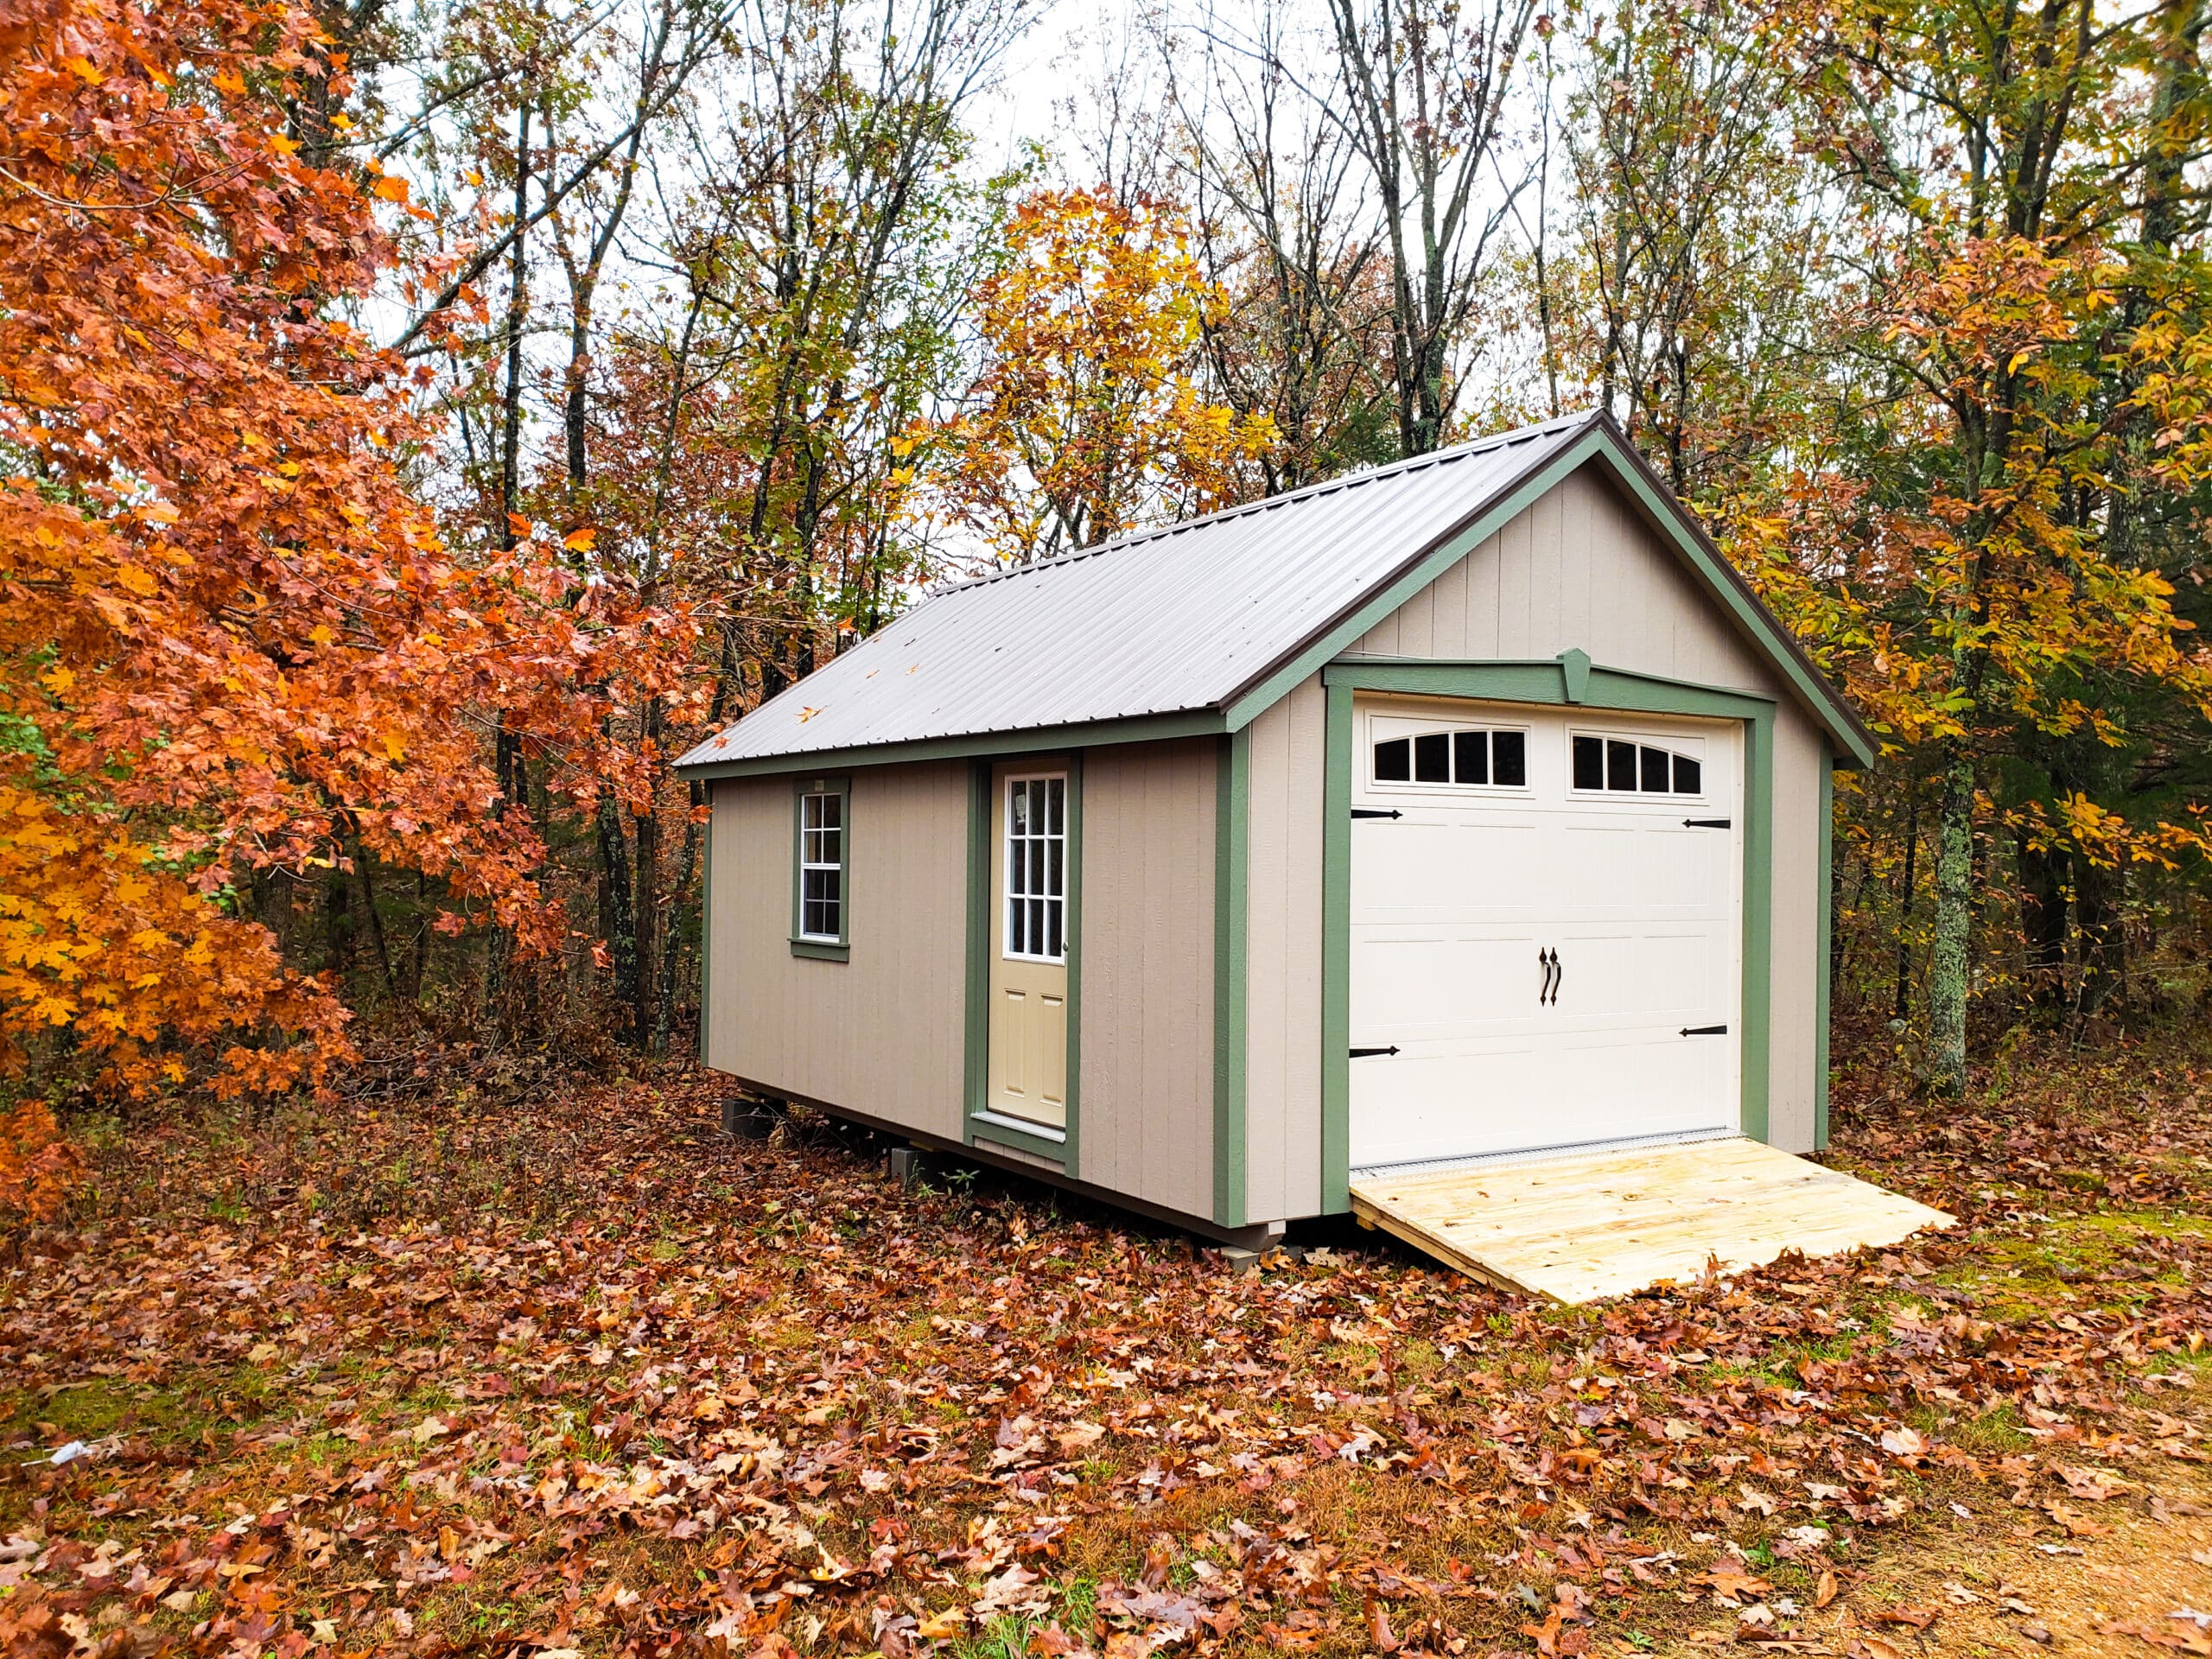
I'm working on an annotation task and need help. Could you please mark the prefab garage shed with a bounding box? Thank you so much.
[674,411,1936,1294]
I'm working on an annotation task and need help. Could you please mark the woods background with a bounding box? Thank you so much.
[5,0,2212,1195]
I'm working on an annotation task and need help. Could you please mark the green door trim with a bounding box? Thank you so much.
[1317,655,1776,1213]
[962,753,1082,1170]
[1212,728,1251,1227]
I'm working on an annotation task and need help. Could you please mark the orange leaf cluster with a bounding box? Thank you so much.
[0,0,695,1098]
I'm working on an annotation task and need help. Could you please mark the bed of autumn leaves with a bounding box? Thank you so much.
[2,1035,2209,1659]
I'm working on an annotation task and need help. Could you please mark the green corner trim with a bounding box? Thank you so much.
[1318,658,1779,1211]
[789,773,852,957]
[1740,709,1775,1145]
[1320,678,1354,1213]
[699,780,715,1066]
[962,760,991,1147]
[1063,752,1084,1178]
[961,753,1080,1173]
[1815,742,1836,1151]
[1212,728,1250,1228]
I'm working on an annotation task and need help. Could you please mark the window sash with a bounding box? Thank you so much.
[1002,773,1067,963]
[797,788,845,942]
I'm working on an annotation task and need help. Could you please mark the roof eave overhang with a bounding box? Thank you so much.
[671,706,1234,781]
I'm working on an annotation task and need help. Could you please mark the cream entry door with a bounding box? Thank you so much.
[1349,697,1743,1169]
[987,766,1069,1128]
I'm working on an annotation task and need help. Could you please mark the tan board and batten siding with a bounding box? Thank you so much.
[703,741,1219,1220]
[705,762,969,1140]
[1242,468,1827,1224]
[1074,741,1216,1218]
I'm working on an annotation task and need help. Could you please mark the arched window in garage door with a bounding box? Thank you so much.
[1371,725,1529,788]
[1570,733,1703,797]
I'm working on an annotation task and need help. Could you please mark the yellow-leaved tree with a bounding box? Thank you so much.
[940,187,1277,562]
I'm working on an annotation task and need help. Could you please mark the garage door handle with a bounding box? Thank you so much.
[1539,946,1560,1005]
[1680,1024,1729,1036]
[1350,1046,1401,1058]
[1682,817,1732,829]
[1351,808,1402,820]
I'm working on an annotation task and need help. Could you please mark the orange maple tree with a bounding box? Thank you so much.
[0,0,690,1154]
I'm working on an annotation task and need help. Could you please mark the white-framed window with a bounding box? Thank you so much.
[1570,733,1704,797]
[1370,722,1530,789]
[1003,772,1066,963]
[797,786,845,942]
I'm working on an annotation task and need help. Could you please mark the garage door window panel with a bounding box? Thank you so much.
[1572,732,1707,799]
[1370,722,1532,791]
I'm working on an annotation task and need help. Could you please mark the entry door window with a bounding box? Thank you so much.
[1003,774,1066,962]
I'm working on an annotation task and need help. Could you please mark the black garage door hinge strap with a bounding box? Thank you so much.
[1351,808,1403,820]
[1349,1046,1401,1058]
[1679,1024,1729,1036]
[1682,817,1732,829]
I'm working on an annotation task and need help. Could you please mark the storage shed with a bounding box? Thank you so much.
[674,411,1920,1290]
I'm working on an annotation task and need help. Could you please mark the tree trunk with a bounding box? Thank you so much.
[323,861,353,979]
[1891,789,1918,1021]
[655,798,701,1055]
[1926,743,1975,1094]
[2074,854,2126,1019]
[355,837,397,999]
[632,696,664,1049]
[598,797,639,1041]
[2017,831,2069,1009]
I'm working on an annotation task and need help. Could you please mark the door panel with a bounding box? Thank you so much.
[988,766,1069,1128]
[1349,698,1741,1167]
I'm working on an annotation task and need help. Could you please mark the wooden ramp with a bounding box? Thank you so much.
[1349,1136,1952,1303]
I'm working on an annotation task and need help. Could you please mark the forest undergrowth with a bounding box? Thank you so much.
[3,1033,2209,1658]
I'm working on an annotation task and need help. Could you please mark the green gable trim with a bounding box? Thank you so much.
[1316,658,1777,1211]
[961,753,1081,1173]
[1815,743,1836,1151]
[1212,729,1250,1228]
[1587,442,1876,770]
[1224,429,1611,735]
[1220,423,1873,770]
[678,709,1227,782]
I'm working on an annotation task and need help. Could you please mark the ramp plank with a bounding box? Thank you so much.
[1349,1137,1951,1303]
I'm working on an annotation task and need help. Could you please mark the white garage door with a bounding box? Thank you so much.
[1349,696,1743,1170]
